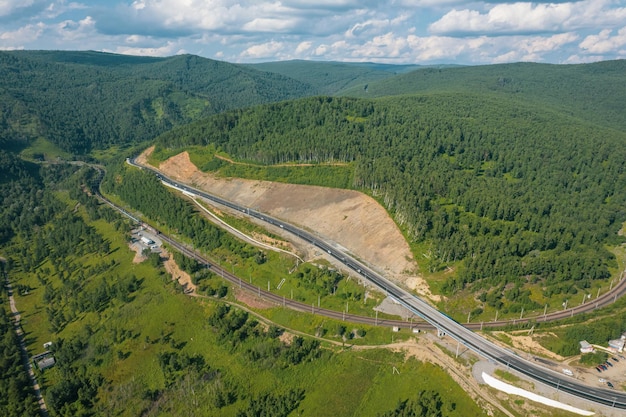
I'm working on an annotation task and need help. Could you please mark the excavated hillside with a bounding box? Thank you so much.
[136,147,437,301]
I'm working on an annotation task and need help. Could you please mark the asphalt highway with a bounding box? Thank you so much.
[124,158,626,409]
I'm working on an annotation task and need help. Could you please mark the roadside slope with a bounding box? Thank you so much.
[136,147,436,300]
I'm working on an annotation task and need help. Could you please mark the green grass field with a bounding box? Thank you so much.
[7,186,491,416]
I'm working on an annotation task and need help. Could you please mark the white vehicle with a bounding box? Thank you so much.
[562,369,574,377]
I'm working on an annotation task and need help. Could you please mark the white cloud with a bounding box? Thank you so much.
[0,0,36,17]
[564,54,607,64]
[242,17,301,33]
[314,44,328,56]
[1,0,625,65]
[0,22,44,43]
[346,14,409,38]
[429,1,626,36]
[56,16,96,41]
[41,1,87,19]
[580,27,626,54]
[113,41,185,57]
[307,30,580,64]
[282,0,363,8]
[240,40,285,59]
[109,1,310,34]
[398,0,464,7]
[430,2,573,35]
[295,40,313,54]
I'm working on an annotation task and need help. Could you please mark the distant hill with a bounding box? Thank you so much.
[340,60,626,131]
[0,51,315,153]
[248,60,421,95]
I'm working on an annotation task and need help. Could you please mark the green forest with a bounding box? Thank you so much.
[0,147,485,416]
[0,51,316,153]
[3,51,626,416]
[151,93,626,311]
[342,60,626,132]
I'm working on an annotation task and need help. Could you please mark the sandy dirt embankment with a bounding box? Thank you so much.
[136,147,438,301]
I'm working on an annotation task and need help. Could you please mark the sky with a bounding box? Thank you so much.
[1,0,625,65]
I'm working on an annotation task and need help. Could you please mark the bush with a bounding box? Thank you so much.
[579,351,608,366]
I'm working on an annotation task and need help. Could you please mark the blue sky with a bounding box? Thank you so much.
[1,0,625,64]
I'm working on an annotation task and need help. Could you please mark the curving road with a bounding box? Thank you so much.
[123,158,626,409]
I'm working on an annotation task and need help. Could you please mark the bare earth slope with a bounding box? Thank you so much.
[137,147,436,299]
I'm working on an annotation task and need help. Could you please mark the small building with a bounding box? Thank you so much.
[608,337,625,353]
[140,236,154,245]
[579,340,594,354]
[37,356,55,371]
[392,326,400,332]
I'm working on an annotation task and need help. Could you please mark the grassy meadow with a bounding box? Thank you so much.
[7,185,490,416]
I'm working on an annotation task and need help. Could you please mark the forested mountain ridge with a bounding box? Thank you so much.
[341,60,626,132]
[248,60,422,95]
[153,92,626,309]
[0,51,316,153]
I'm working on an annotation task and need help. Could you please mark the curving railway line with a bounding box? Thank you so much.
[109,158,626,409]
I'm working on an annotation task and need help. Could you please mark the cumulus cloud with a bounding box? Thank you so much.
[95,0,362,37]
[0,0,37,17]
[430,1,626,36]
[40,1,87,19]
[304,30,580,64]
[0,22,44,44]
[112,40,185,57]
[282,0,368,9]
[346,14,409,38]
[430,2,574,35]
[1,0,626,65]
[295,40,313,53]
[240,40,285,59]
[242,17,301,33]
[580,27,626,54]
[56,16,96,41]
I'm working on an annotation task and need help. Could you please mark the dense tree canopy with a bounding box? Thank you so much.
[0,51,315,153]
[0,302,39,416]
